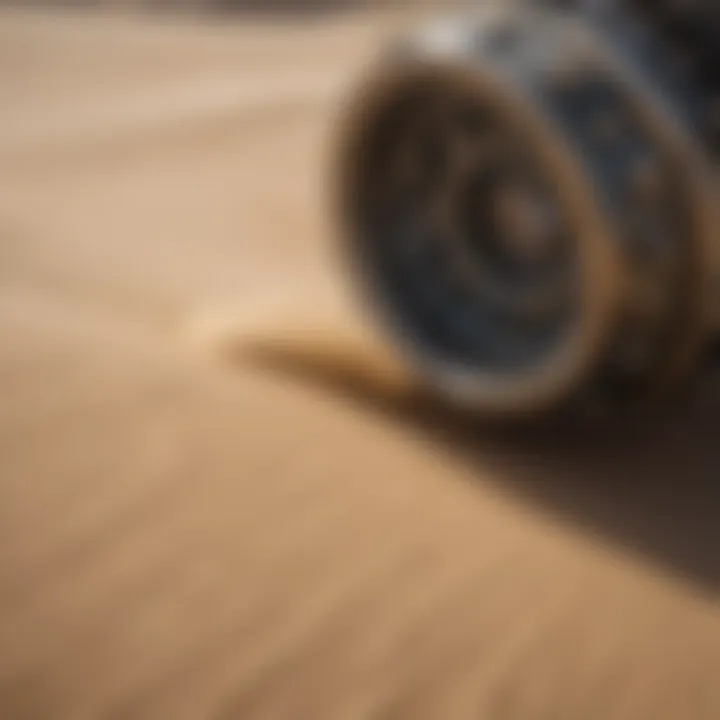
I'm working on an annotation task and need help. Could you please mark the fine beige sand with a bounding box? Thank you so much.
[3,8,720,720]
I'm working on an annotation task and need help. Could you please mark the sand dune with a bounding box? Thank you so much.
[2,8,720,720]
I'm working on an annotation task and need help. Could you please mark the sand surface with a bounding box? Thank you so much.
[3,8,720,719]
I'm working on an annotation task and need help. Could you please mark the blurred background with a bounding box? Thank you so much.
[2,2,720,719]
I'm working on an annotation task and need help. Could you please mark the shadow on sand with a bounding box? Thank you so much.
[233,329,720,598]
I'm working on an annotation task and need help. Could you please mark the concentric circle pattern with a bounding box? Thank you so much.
[337,3,720,417]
